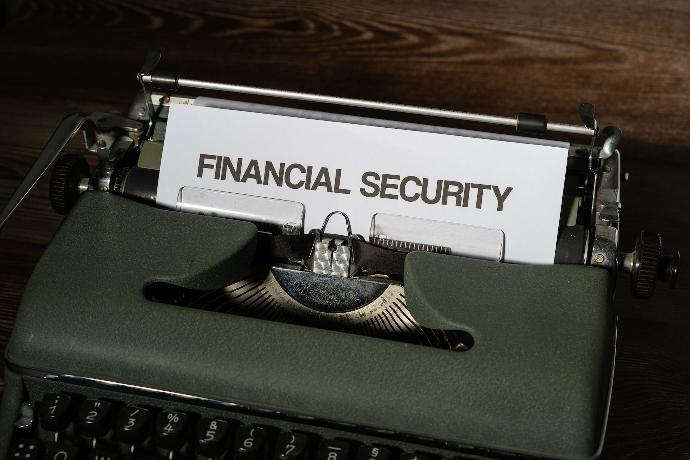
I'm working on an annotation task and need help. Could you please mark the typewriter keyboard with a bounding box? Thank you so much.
[7,382,477,460]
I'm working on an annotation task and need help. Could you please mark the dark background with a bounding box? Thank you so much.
[0,1,688,457]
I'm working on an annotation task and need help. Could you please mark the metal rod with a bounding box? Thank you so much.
[546,122,593,135]
[142,75,595,136]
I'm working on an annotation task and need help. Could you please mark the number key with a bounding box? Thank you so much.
[316,439,354,460]
[155,410,190,449]
[115,406,150,445]
[276,431,310,460]
[195,417,233,457]
[235,425,268,460]
[78,399,114,438]
[46,444,80,460]
[39,393,74,432]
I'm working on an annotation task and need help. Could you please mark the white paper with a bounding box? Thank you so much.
[158,104,569,264]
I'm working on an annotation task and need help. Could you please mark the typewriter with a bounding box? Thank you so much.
[0,53,680,460]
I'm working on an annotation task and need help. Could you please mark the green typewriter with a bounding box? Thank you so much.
[0,53,679,460]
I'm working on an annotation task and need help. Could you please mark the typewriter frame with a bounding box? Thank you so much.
[0,191,615,459]
[0,55,627,460]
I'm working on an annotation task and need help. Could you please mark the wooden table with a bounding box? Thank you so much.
[0,1,688,457]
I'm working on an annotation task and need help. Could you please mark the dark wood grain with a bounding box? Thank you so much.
[0,1,689,458]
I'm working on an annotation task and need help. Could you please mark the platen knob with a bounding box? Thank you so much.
[49,154,90,215]
[630,231,661,298]
[619,231,680,298]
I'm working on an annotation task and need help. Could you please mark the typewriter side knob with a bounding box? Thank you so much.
[49,154,91,215]
[628,231,661,298]
[619,231,680,298]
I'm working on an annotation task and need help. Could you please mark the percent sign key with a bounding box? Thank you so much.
[155,410,191,449]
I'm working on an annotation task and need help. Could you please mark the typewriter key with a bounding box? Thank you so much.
[357,445,392,460]
[115,405,151,445]
[46,444,80,460]
[155,410,190,449]
[235,425,269,460]
[77,399,114,439]
[275,431,310,460]
[196,417,233,457]
[399,453,432,460]
[316,439,355,460]
[84,450,119,460]
[9,439,42,460]
[39,393,75,433]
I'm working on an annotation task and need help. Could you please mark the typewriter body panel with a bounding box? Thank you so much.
[1,54,678,460]
[0,192,613,459]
